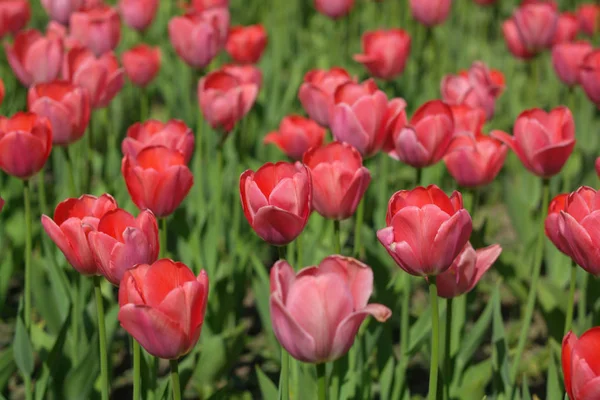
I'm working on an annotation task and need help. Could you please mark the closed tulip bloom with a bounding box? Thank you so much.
[544,193,569,255]
[450,105,486,137]
[578,4,600,36]
[0,112,52,179]
[353,29,411,80]
[221,64,262,88]
[41,194,118,275]
[46,21,81,50]
[435,243,502,298]
[226,24,267,64]
[580,50,600,106]
[240,162,312,246]
[198,69,259,133]
[562,328,600,400]
[502,19,535,59]
[27,81,90,145]
[70,6,120,56]
[503,2,558,57]
[122,146,194,218]
[314,0,354,19]
[191,0,228,12]
[122,44,161,87]
[551,41,593,87]
[298,67,354,127]
[0,197,4,212]
[409,0,452,27]
[264,115,325,160]
[491,106,575,178]
[0,0,30,38]
[41,0,84,25]
[552,12,579,45]
[122,119,194,164]
[63,47,125,109]
[377,185,473,277]
[119,0,159,31]
[303,142,371,220]
[119,259,209,359]
[88,208,159,285]
[387,100,454,168]
[270,256,391,363]
[5,29,64,87]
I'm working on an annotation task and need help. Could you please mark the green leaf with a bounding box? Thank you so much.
[546,346,562,400]
[491,285,510,397]
[13,315,34,376]
[522,376,532,400]
[64,333,99,400]
[255,365,278,400]
[0,347,16,392]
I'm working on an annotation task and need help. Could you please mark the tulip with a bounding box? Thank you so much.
[0,197,4,212]
[596,157,600,178]
[435,243,502,298]
[377,185,473,277]
[314,0,354,19]
[118,0,159,31]
[122,44,161,88]
[409,0,452,27]
[491,106,575,178]
[450,105,486,137]
[0,78,4,107]
[119,259,209,359]
[0,112,52,179]
[578,4,600,37]
[298,67,355,127]
[386,100,454,168]
[551,41,593,87]
[502,2,558,58]
[190,0,228,12]
[303,142,371,220]
[122,146,194,218]
[41,194,118,275]
[5,29,63,87]
[221,64,262,88]
[46,21,81,50]
[70,6,121,56]
[270,256,391,363]
[580,50,600,106]
[264,115,325,160]
[502,19,535,59]
[63,47,125,109]
[562,328,600,400]
[544,193,569,255]
[552,12,579,45]
[197,69,259,133]
[88,208,159,285]
[353,29,411,80]
[225,24,268,64]
[122,119,194,164]
[0,0,30,38]
[27,81,91,146]
[41,0,84,25]
[240,161,312,246]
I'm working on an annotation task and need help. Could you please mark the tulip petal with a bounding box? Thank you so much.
[270,296,317,362]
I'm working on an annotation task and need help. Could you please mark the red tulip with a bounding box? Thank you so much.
[119,259,209,359]
[46,21,81,50]
[240,162,312,246]
[552,12,579,45]
[221,64,262,88]
[580,50,600,106]
[122,44,161,88]
[578,4,600,36]
[88,208,159,285]
[41,0,84,25]
[190,0,228,12]
[118,0,159,31]
[0,0,30,38]
[5,29,63,87]
[264,115,325,160]
[303,142,371,220]
[386,100,454,168]
[353,29,411,80]
[562,328,600,400]
[270,256,391,363]
[0,112,52,179]
[198,69,259,133]
[226,24,267,64]
[544,193,569,255]
[314,0,354,19]
[435,243,501,298]
[70,6,121,57]
[502,2,558,58]
[0,197,4,212]
[551,41,593,87]
[122,146,194,218]
[41,194,118,275]
[491,106,575,178]
[122,119,194,164]
[409,0,452,27]
[377,185,473,277]
[0,78,4,107]
[63,47,125,109]
[450,104,486,137]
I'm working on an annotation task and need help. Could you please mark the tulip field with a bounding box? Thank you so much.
[4,0,600,399]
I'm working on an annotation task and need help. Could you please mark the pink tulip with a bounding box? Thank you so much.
[551,41,593,87]
[0,0,30,38]
[353,28,411,80]
[580,50,600,106]
[41,0,84,25]
[221,64,262,88]
[578,4,600,36]
[270,256,391,363]
[70,6,121,56]
[409,0,452,27]
[450,105,486,137]
[118,0,159,31]
[0,79,4,107]
[552,12,579,45]
[264,115,325,160]
[314,0,354,19]
[190,0,228,12]
[122,119,194,164]
[225,24,268,64]
[46,21,81,50]
[122,44,161,87]
[562,328,600,400]
[545,193,570,255]
[503,2,558,58]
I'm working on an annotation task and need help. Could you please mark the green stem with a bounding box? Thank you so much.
[353,199,364,258]
[565,263,577,335]
[578,270,588,330]
[333,220,342,254]
[278,349,289,400]
[215,145,223,248]
[278,245,286,260]
[64,147,77,196]
[428,276,440,400]
[93,276,109,400]
[170,359,181,400]
[132,340,141,400]
[444,297,453,400]
[296,234,303,269]
[317,363,327,400]
[160,218,167,259]
[140,87,148,122]
[24,181,32,332]
[85,123,92,193]
[416,167,423,187]
[38,170,48,216]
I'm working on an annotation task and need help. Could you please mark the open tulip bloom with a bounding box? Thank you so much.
[562,328,600,400]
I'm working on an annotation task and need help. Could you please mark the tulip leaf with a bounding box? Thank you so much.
[546,346,562,400]
[491,284,510,397]
[256,365,278,400]
[521,376,532,400]
[64,332,99,400]
[13,311,34,376]
[0,347,16,393]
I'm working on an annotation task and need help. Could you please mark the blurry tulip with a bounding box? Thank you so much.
[562,328,600,400]
[221,64,262,88]
[544,193,569,255]
[0,78,4,107]
[270,256,391,363]
[226,24,268,64]
[46,21,81,49]
[386,100,454,168]
[41,194,118,275]
[435,243,502,298]
[0,0,30,38]
[240,162,312,246]
[450,104,486,137]
[88,208,159,285]
[502,2,558,58]
[119,259,209,359]
[298,67,355,127]
[122,44,161,87]
[264,115,325,160]
[303,142,371,220]
[596,157,600,178]
[551,41,593,87]
[353,28,411,80]
[63,47,125,109]
[314,0,354,19]
[198,69,259,133]
[41,0,84,25]
[122,146,194,218]
[491,106,575,178]
[5,29,63,87]
[190,0,228,12]
[119,0,159,31]
[70,6,121,56]
[578,4,600,36]
[552,12,579,45]
[0,112,52,179]
[502,18,535,59]
[580,50,600,106]
[377,185,473,277]
[122,119,194,164]
[0,197,4,212]
[409,0,452,27]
